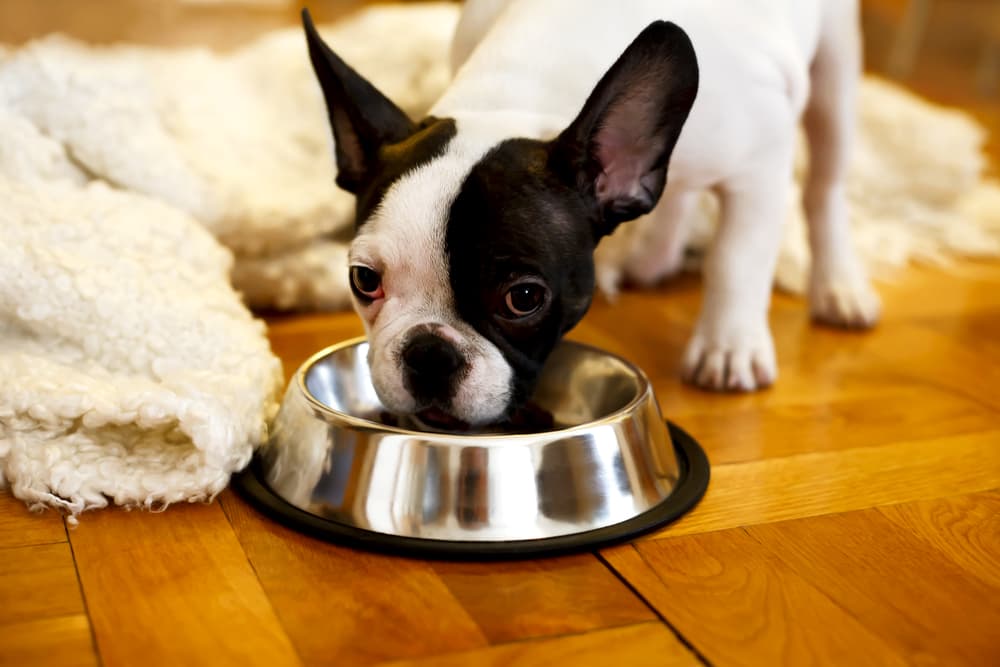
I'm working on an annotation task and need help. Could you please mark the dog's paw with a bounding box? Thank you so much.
[594,259,623,302]
[809,270,881,329]
[594,234,631,301]
[682,323,777,392]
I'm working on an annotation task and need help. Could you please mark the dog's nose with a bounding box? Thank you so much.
[402,333,464,400]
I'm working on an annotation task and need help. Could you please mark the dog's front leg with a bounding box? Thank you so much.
[682,156,791,392]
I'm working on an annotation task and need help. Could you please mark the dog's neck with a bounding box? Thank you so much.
[430,43,571,141]
[426,107,567,146]
[429,17,590,141]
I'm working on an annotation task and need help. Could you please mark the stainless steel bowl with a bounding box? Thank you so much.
[236,337,709,558]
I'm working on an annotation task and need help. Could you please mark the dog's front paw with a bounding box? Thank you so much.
[809,267,881,329]
[594,232,632,301]
[594,259,624,302]
[681,321,777,392]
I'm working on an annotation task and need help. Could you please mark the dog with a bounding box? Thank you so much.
[301,0,880,429]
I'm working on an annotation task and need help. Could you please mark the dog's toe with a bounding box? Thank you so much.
[810,278,881,329]
[682,329,776,392]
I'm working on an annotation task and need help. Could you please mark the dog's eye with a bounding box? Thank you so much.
[350,266,384,301]
[502,282,548,319]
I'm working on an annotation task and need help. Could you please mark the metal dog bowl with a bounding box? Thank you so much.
[235,338,709,559]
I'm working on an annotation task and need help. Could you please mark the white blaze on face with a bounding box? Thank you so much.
[348,131,514,425]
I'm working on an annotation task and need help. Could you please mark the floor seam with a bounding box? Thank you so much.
[0,539,69,552]
[217,493,310,667]
[596,547,714,667]
[63,518,104,667]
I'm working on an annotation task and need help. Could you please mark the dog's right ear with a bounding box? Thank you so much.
[302,9,416,193]
[548,21,698,240]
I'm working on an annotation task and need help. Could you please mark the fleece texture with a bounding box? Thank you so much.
[0,3,997,517]
[0,4,459,312]
[0,178,283,516]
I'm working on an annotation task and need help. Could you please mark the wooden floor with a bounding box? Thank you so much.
[3,1,1000,666]
[7,260,1000,667]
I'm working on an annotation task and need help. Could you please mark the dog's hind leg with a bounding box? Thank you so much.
[803,0,881,328]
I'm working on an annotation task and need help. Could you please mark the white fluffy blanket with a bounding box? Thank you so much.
[1,3,998,516]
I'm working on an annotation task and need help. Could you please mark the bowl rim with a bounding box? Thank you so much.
[294,336,657,443]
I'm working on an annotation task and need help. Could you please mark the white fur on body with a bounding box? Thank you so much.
[434,0,880,391]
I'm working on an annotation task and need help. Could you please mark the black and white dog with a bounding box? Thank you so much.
[302,0,879,428]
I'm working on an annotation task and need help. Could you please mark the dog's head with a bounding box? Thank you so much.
[303,11,697,428]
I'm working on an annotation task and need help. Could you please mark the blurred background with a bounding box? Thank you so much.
[1,0,996,161]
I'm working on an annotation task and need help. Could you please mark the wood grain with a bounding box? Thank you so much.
[879,491,1000,589]
[0,489,67,549]
[68,501,301,667]
[0,615,98,667]
[748,510,1000,665]
[863,263,1000,321]
[220,490,489,666]
[0,542,84,625]
[651,429,1000,538]
[603,533,908,667]
[863,320,1000,411]
[373,623,698,667]
[668,383,999,464]
[431,555,654,643]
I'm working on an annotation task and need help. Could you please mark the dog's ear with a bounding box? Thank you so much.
[549,21,698,239]
[302,9,417,193]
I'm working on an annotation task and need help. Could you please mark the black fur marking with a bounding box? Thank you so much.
[354,118,457,228]
[302,9,456,227]
[446,139,598,409]
[303,9,415,193]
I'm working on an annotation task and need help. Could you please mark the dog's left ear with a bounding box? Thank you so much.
[302,8,416,193]
[550,21,699,239]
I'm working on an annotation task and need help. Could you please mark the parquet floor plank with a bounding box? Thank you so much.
[373,623,699,667]
[0,615,98,667]
[220,490,489,667]
[603,532,909,667]
[0,542,83,625]
[0,489,67,549]
[649,430,1000,538]
[748,509,1000,665]
[431,555,655,643]
[879,490,1000,590]
[68,502,301,667]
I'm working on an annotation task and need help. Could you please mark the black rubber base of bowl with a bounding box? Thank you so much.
[232,421,710,561]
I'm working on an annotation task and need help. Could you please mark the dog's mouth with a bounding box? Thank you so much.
[410,402,557,435]
[413,407,471,432]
